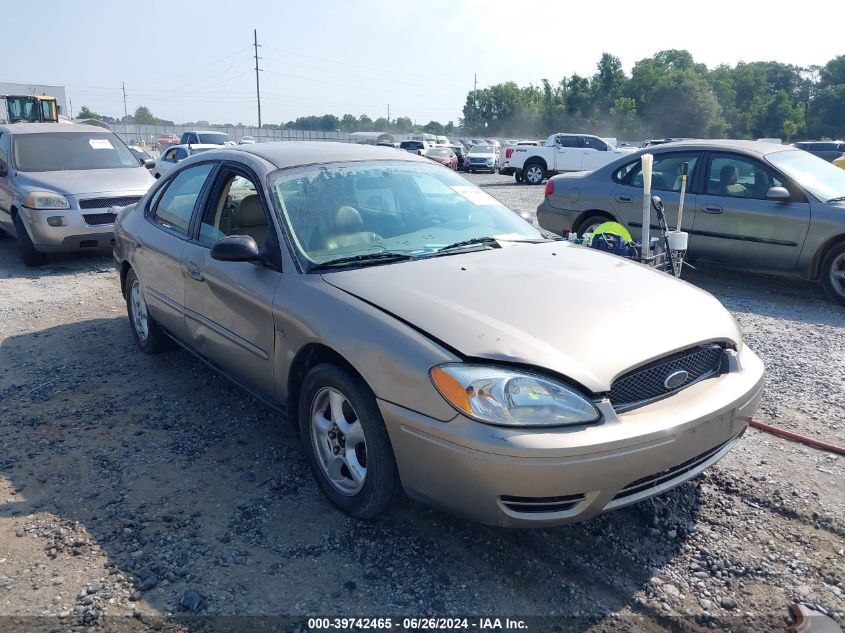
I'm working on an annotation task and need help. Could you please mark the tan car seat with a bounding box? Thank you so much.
[230,195,268,247]
[324,206,381,250]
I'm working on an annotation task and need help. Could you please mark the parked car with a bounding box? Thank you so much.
[450,144,467,171]
[792,140,845,163]
[399,139,432,156]
[424,146,458,170]
[150,143,221,179]
[127,145,154,168]
[240,136,256,144]
[156,134,180,151]
[435,135,451,146]
[0,123,153,266]
[536,139,845,306]
[834,155,845,171]
[113,141,764,526]
[180,130,233,145]
[464,144,499,173]
[499,133,630,184]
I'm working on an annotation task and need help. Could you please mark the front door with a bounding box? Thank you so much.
[553,134,583,172]
[181,167,281,397]
[690,153,811,271]
[0,131,14,235]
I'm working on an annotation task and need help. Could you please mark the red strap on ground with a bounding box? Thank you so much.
[750,419,845,456]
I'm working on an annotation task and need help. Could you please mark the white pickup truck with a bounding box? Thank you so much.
[499,133,632,184]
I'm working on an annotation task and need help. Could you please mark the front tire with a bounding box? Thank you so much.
[820,242,845,306]
[12,212,46,267]
[576,213,613,236]
[523,162,545,185]
[299,363,399,519]
[125,268,174,354]
[514,172,523,183]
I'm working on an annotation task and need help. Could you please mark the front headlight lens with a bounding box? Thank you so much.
[25,191,70,209]
[430,364,600,427]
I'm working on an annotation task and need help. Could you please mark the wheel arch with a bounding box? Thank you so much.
[810,233,845,280]
[119,261,133,298]
[286,342,368,431]
[574,209,618,233]
[524,156,548,171]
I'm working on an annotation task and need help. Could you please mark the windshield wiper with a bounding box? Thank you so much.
[827,196,845,203]
[311,251,412,270]
[423,236,502,256]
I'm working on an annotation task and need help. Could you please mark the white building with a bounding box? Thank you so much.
[0,82,69,117]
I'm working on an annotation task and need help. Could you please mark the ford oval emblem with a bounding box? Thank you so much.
[664,370,689,390]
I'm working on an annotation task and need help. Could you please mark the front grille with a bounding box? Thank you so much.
[82,213,118,226]
[609,344,725,412]
[611,436,734,503]
[500,493,585,514]
[78,196,142,210]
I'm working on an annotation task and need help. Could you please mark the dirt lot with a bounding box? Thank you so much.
[0,172,843,632]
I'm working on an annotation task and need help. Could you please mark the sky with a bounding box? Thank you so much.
[3,0,842,126]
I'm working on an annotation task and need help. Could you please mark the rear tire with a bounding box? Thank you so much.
[299,363,399,519]
[12,212,46,267]
[820,242,845,306]
[125,268,174,354]
[576,213,613,236]
[523,162,545,185]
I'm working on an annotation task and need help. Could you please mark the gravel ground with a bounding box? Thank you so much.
[0,172,843,632]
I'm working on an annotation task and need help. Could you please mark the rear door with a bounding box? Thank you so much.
[132,162,217,342]
[552,135,583,171]
[690,152,811,271]
[610,150,702,239]
[180,166,281,397]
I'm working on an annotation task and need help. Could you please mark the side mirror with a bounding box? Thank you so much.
[143,158,156,169]
[766,186,790,201]
[210,235,260,262]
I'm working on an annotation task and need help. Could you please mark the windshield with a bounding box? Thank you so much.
[767,150,845,202]
[198,133,230,144]
[426,148,450,157]
[271,160,542,268]
[12,132,139,172]
[470,145,494,153]
[400,141,424,150]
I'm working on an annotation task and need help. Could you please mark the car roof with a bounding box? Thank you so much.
[166,143,222,150]
[184,130,229,134]
[200,141,430,169]
[636,139,798,157]
[1,123,113,135]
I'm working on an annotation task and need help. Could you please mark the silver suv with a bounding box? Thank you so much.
[0,123,153,266]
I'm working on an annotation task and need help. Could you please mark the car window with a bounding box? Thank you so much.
[152,163,215,237]
[198,173,266,248]
[272,160,541,267]
[582,137,607,151]
[706,155,782,200]
[615,152,700,192]
[175,148,188,161]
[556,135,579,148]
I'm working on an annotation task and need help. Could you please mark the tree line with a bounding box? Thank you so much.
[462,49,845,141]
[75,49,845,141]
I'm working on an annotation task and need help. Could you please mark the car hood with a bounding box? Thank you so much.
[16,167,154,196]
[321,242,741,393]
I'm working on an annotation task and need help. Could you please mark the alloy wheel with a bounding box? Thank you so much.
[129,279,149,342]
[524,165,543,184]
[310,387,368,495]
[830,251,845,297]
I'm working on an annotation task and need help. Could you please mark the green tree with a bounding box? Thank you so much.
[339,114,357,131]
[76,105,101,120]
[133,106,156,125]
[393,116,413,132]
[591,53,627,117]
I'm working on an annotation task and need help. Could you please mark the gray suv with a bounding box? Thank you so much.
[0,123,153,265]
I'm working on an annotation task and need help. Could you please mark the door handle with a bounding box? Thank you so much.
[616,194,633,203]
[702,204,723,214]
[184,261,204,282]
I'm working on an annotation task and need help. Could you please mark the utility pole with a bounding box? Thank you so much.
[253,29,262,129]
[122,82,128,119]
[387,104,390,126]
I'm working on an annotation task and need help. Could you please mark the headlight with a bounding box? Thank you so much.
[25,191,70,210]
[430,364,600,427]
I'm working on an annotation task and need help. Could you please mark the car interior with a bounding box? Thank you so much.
[199,174,269,248]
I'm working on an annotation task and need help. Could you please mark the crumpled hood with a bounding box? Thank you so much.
[16,167,153,196]
[322,242,741,393]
